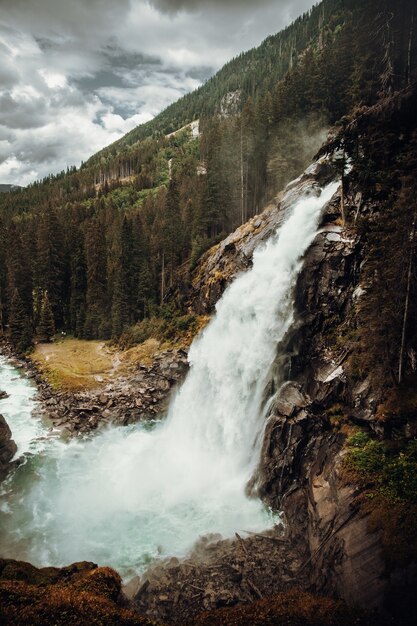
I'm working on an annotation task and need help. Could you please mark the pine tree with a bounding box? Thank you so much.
[84,216,109,339]
[138,261,154,318]
[0,219,7,333]
[6,223,33,324]
[69,235,87,338]
[36,204,65,328]
[162,178,183,286]
[111,261,129,338]
[120,215,137,323]
[37,291,55,342]
[9,288,33,353]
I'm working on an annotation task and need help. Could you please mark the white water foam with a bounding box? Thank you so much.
[0,355,44,458]
[0,178,338,578]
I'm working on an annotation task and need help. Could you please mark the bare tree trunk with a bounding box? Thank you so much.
[381,11,394,94]
[340,150,346,226]
[398,213,416,384]
[340,177,345,225]
[245,160,249,221]
[318,5,325,50]
[161,252,165,304]
[407,9,414,86]
[0,288,3,333]
[240,123,244,224]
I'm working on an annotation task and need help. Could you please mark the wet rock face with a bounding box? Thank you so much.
[184,161,337,315]
[129,164,397,621]
[255,193,396,613]
[252,188,361,504]
[0,414,17,481]
[306,448,387,610]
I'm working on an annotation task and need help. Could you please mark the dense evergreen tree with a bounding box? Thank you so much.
[84,217,109,339]
[69,235,87,337]
[162,179,183,285]
[9,288,33,353]
[6,223,33,323]
[37,291,55,343]
[36,204,65,328]
[0,219,7,333]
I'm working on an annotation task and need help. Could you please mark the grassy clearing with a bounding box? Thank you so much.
[30,311,210,391]
[31,338,125,391]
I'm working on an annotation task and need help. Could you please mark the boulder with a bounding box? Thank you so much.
[275,382,309,417]
[0,414,17,480]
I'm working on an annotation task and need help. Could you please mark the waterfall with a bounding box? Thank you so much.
[0,176,338,579]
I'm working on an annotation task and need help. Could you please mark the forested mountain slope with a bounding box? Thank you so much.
[0,0,415,353]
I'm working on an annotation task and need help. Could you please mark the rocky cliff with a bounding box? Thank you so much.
[138,159,416,625]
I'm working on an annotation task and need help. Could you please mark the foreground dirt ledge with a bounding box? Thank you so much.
[0,558,159,626]
[0,558,386,626]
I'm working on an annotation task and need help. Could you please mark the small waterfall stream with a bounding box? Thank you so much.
[0,176,338,579]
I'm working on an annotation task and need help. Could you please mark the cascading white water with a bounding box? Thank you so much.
[0,177,338,579]
[0,355,46,456]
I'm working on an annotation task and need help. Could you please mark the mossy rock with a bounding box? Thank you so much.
[0,560,161,626]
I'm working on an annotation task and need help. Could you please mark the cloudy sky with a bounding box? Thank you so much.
[0,0,314,185]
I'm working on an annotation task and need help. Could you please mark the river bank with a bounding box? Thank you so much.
[0,338,189,437]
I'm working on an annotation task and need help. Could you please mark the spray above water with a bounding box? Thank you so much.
[0,175,338,578]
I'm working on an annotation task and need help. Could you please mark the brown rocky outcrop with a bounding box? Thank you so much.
[0,559,159,626]
[34,348,189,435]
[0,414,17,481]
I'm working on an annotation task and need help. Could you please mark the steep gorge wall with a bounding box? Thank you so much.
[177,161,417,621]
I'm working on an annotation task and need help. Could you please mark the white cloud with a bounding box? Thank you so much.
[38,69,67,89]
[0,0,315,184]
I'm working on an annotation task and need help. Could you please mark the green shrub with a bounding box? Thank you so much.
[345,432,417,502]
[118,306,198,349]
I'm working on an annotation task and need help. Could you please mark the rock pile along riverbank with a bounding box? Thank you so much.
[0,340,189,437]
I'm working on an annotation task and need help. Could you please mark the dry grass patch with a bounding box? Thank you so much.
[31,339,125,391]
[121,338,162,368]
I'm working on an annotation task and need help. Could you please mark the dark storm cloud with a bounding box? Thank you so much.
[150,0,312,17]
[0,0,315,184]
[0,92,48,129]
[1,0,131,38]
[150,0,268,12]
